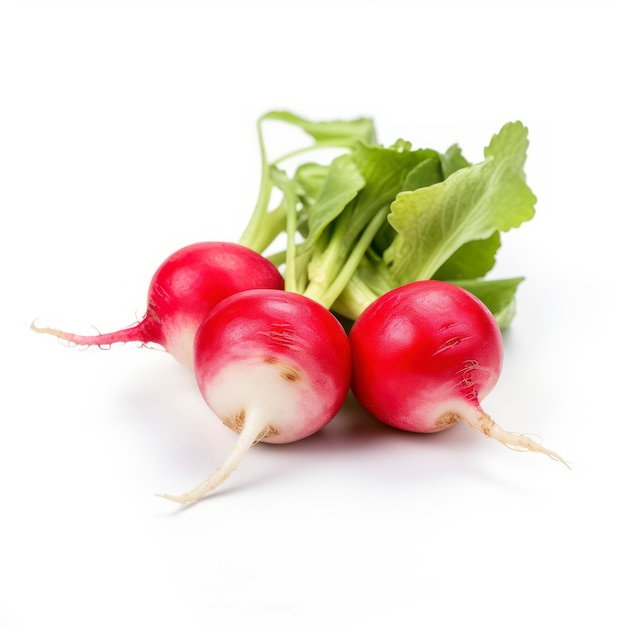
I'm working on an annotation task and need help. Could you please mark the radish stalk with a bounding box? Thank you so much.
[238,112,374,255]
[160,288,352,504]
[349,280,568,466]
[31,241,284,368]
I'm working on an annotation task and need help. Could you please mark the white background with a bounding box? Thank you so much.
[1,1,623,624]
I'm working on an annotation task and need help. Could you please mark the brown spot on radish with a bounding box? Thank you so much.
[223,409,246,434]
[259,424,280,439]
[475,411,495,437]
[263,356,302,383]
[436,412,462,427]
[225,409,279,440]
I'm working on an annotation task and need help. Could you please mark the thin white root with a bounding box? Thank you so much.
[463,409,570,469]
[30,320,73,341]
[158,410,269,505]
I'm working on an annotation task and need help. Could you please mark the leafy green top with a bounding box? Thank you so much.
[237,111,537,329]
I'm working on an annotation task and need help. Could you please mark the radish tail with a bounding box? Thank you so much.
[30,319,151,347]
[159,409,270,505]
[463,408,570,468]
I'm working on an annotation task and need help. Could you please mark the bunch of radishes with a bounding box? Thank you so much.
[33,111,567,505]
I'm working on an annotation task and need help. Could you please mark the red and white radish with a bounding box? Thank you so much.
[349,280,567,465]
[160,288,351,504]
[31,241,284,368]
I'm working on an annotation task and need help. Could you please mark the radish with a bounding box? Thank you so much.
[349,280,568,465]
[31,242,284,368]
[160,288,351,504]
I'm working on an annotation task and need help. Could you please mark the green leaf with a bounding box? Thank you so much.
[451,276,524,330]
[402,157,444,192]
[261,110,377,147]
[432,231,501,281]
[269,165,304,198]
[300,142,437,306]
[372,157,444,255]
[346,143,442,243]
[294,162,330,201]
[440,143,470,178]
[299,153,365,252]
[384,121,536,283]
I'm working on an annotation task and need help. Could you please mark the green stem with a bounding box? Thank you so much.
[284,194,298,293]
[331,271,383,320]
[304,207,389,308]
[306,211,350,288]
[238,118,273,252]
[272,140,350,166]
[264,249,286,266]
[246,206,286,255]
[238,120,353,253]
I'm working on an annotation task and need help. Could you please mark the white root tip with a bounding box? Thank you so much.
[30,320,69,340]
[158,410,270,506]
[463,410,570,469]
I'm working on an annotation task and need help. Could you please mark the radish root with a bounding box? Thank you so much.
[158,409,272,505]
[463,409,570,468]
[30,319,145,347]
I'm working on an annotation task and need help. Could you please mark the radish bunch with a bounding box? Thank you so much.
[33,111,567,505]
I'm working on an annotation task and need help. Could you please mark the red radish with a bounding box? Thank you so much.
[160,288,351,504]
[31,242,284,368]
[349,280,567,465]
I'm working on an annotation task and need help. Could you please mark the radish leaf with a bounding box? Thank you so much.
[383,121,536,283]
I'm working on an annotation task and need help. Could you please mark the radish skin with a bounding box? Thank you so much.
[31,241,284,368]
[349,280,568,465]
[160,288,351,504]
